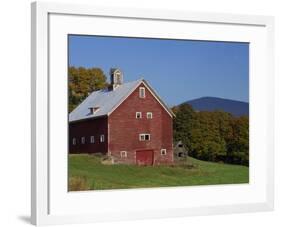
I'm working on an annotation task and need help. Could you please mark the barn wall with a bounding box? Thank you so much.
[69,116,108,154]
[108,82,173,165]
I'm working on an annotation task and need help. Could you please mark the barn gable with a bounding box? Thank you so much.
[69,78,174,122]
[108,80,175,118]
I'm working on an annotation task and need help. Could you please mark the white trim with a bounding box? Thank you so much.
[90,136,95,143]
[100,134,105,143]
[72,138,76,145]
[139,87,146,98]
[147,112,153,119]
[139,133,151,141]
[81,137,85,144]
[108,80,174,118]
[161,149,167,156]
[120,151,127,158]
[136,112,142,119]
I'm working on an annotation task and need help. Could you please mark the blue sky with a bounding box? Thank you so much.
[68,35,249,106]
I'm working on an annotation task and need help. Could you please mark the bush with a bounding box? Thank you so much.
[69,176,90,191]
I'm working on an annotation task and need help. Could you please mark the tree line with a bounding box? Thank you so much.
[172,104,249,166]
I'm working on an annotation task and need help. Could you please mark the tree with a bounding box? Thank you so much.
[172,104,197,152]
[68,67,108,112]
[226,116,249,165]
[189,111,229,162]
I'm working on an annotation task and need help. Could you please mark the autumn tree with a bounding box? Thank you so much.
[68,67,108,112]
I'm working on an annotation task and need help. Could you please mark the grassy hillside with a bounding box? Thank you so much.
[68,154,249,191]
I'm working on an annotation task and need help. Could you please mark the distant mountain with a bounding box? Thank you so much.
[183,97,249,117]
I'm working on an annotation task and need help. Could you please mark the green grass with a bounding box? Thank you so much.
[68,154,249,191]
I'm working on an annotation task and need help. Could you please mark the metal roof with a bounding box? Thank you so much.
[69,79,142,122]
[69,79,174,122]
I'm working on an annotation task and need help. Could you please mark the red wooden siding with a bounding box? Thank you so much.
[108,82,173,165]
[69,116,108,154]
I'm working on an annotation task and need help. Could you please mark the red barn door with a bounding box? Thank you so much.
[136,150,154,166]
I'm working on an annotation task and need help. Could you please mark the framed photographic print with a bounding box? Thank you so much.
[31,1,274,225]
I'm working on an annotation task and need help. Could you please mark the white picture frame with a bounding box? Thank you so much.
[31,1,274,225]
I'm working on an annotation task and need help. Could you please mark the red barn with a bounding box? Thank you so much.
[69,69,174,165]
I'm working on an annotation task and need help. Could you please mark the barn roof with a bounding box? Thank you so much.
[69,79,174,122]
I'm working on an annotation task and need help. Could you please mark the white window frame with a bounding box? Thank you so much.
[139,87,145,98]
[139,133,151,141]
[90,136,95,143]
[139,134,145,141]
[100,134,105,143]
[161,149,167,156]
[72,138,76,145]
[81,137,85,144]
[136,112,142,119]
[147,112,153,119]
[120,151,127,158]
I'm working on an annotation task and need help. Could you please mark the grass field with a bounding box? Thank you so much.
[68,154,249,191]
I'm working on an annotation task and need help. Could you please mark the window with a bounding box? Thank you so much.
[90,136,95,143]
[139,133,151,141]
[178,152,184,157]
[81,137,85,144]
[72,138,76,145]
[139,87,145,98]
[147,112,153,119]
[139,134,145,141]
[100,134,105,143]
[89,107,100,115]
[161,149,167,156]
[136,112,142,119]
[120,151,127,158]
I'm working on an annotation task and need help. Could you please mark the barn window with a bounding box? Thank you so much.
[81,137,85,144]
[100,134,105,142]
[139,87,145,98]
[161,149,167,156]
[72,138,76,145]
[120,151,127,158]
[136,112,142,119]
[147,112,153,119]
[139,133,151,141]
[90,136,95,143]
